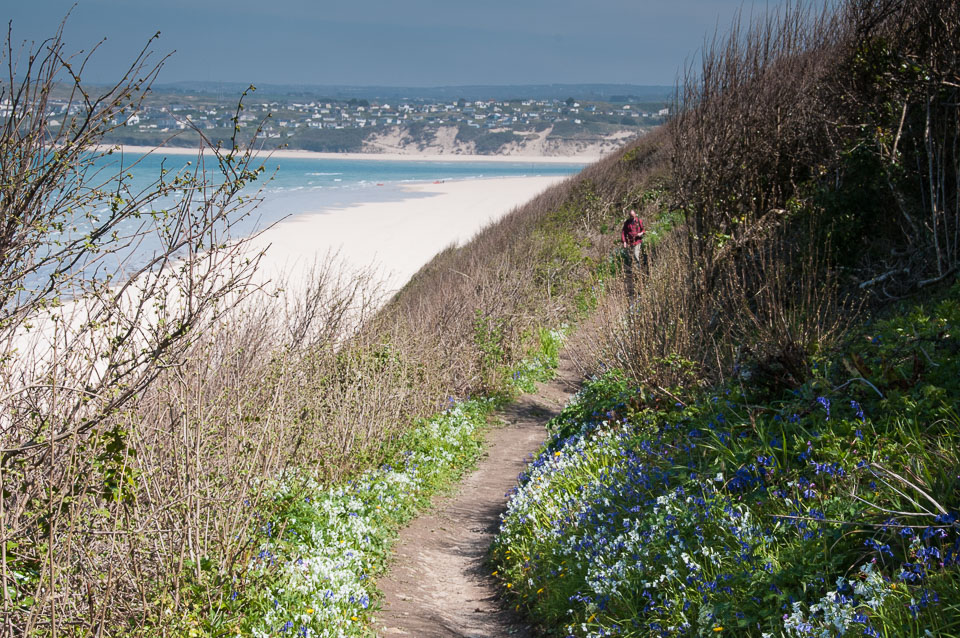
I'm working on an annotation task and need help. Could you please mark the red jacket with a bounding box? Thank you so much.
[622,217,644,246]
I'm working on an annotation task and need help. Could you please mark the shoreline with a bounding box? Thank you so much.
[97,144,603,165]
[245,174,569,295]
[14,174,569,369]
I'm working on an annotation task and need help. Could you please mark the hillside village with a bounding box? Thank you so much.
[152,97,668,133]
[13,89,669,154]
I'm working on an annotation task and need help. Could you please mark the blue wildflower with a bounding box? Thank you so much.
[816,396,831,420]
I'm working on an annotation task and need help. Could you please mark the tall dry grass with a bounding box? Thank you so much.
[571,217,849,395]
[575,0,958,394]
[672,0,959,289]
[1,256,434,633]
[380,128,672,393]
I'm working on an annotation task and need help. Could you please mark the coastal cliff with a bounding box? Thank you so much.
[361,123,638,157]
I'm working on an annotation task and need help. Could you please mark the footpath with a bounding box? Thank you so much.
[373,356,580,637]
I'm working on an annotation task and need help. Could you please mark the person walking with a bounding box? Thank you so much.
[621,208,646,266]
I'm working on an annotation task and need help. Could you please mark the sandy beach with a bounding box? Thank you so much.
[246,174,571,295]
[100,144,602,165]
[83,144,592,305]
[10,176,573,372]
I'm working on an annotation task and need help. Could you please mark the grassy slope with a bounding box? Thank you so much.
[493,282,960,636]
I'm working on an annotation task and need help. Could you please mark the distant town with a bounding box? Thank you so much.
[30,84,673,155]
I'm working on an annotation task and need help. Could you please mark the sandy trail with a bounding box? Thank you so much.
[374,356,580,637]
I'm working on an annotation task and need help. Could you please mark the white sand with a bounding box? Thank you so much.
[98,144,601,165]
[246,175,570,295]
[94,144,592,295]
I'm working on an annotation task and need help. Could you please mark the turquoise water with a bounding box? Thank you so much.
[95,151,584,235]
[254,155,584,192]
[29,152,584,292]
[245,155,584,235]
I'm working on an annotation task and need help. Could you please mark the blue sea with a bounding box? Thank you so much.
[34,152,585,292]
[97,151,584,238]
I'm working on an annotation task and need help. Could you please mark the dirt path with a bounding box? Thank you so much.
[374,356,580,637]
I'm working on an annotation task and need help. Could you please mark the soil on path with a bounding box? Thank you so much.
[374,356,580,637]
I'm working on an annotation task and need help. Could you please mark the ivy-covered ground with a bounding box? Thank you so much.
[493,283,960,637]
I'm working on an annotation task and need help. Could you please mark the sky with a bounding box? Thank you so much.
[5,1,791,88]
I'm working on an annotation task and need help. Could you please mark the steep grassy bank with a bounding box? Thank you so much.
[495,282,960,636]
[570,0,960,394]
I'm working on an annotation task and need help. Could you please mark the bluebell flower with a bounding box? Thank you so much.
[816,396,830,420]
[850,400,865,423]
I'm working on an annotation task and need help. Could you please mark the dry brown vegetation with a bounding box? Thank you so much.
[575,0,959,393]
[377,127,671,394]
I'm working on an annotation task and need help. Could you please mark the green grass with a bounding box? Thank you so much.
[493,280,960,637]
